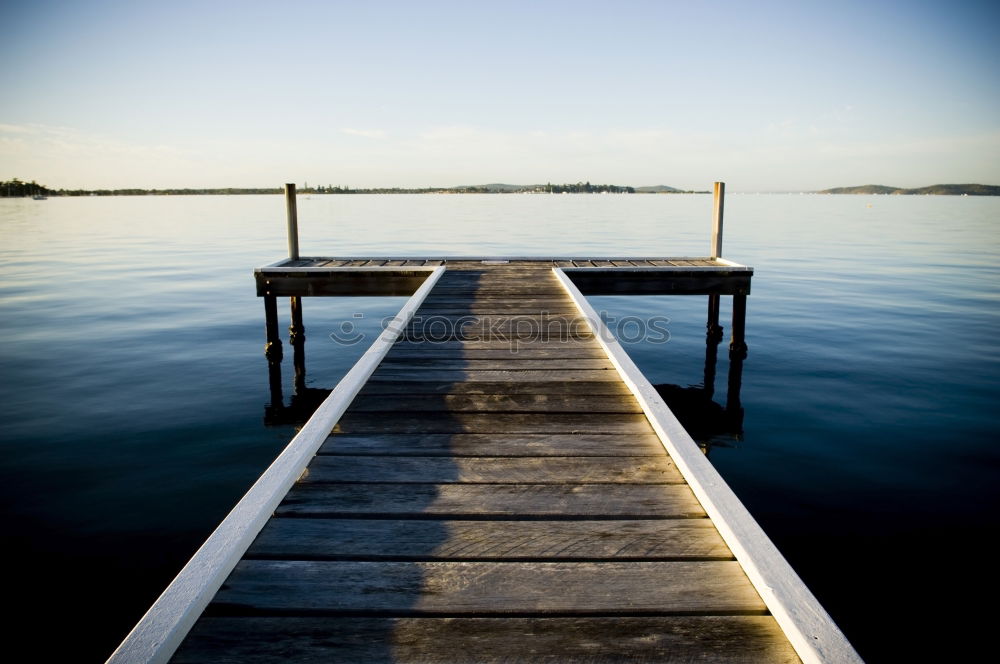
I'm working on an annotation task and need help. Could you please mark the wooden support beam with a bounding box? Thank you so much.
[703,329,720,401]
[727,350,745,434]
[711,182,725,259]
[285,183,299,261]
[289,296,306,392]
[263,294,283,364]
[729,294,747,356]
[707,294,723,341]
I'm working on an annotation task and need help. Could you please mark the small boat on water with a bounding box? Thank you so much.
[33,194,48,200]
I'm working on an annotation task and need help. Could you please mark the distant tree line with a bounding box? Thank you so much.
[3,179,708,197]
[546,182,635,193]
[1,178,51,197]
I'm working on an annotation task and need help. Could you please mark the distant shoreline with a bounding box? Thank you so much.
[0,181,709,198]
[816,183,999,196]
[3,180,997,198]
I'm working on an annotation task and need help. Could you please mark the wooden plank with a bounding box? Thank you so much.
[386,338,598,350]
[397,334,596,344]
[331,413,653,434]
[418,298,578,306]
[424,290,573,295]
[373,359,615,371]
[345,394,641,413]
[256,273,429,296]
[247,518,730,560]
[209,560,766,615]
[366,370,621,383]
[300,455,682,484]
[275,483,706,518]
[567,272,752,296]
[175,616,799,663]
[318,433,666,457]
[382,347,608,359]
[408,314,588,322]
[414,308,582,316]
[357,380,632,396]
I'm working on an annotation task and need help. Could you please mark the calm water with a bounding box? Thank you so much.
[1,194,997,662]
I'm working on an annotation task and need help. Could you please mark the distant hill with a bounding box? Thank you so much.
[634,185,682,193]
[818,183,1000,196]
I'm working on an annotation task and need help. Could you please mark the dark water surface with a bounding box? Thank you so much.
[1,194,996,661]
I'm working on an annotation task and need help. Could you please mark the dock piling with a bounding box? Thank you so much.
[285,183,299,261]
[729,293,748,356]
[263,293,283,364]
[710,181,724,259]
[289,295,306,390]
[707,294,723,342]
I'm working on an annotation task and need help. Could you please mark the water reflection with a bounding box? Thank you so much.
[653,300,745,456]
[263,297,332,425]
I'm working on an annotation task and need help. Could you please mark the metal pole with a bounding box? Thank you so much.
[285,183,299,261]
[710,181,725,259]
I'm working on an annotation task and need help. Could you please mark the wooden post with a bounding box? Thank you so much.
[285,183,299,261]
[706,294,723,342]
[266,359,284,412]
[726,348,745,430]
[289,295,306,391]
[729,293,747,356]
[710,181,725,259]
[263,294,283,364]
[703,327,720,400]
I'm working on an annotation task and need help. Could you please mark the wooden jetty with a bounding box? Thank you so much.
[109,184,861,663]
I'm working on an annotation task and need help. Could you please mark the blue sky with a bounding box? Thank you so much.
[2,0,998,190]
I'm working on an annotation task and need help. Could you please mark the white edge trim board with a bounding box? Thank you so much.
[259,256,751,268]
[256,265,443,273]
[560,266,753,274]
[553,268,862,664]
[106,266,447,664]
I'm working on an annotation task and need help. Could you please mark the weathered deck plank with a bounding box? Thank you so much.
[174,616,799,664]
[331,412,654,434]
[318,433,666,457]
[372,358,615,371]
[366,370,621,382]
[300,455,681,484]
[356,380,634,395]
[345,393,643,413]
[209,560,767,615]
[247,518,731,561]
[275,483,706,518]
